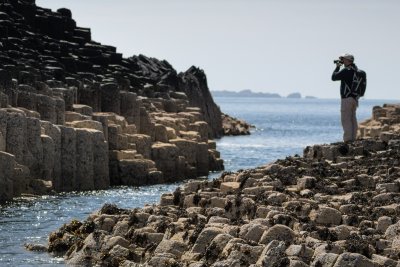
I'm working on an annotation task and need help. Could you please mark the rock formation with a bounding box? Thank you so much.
[45,137,400,266]
[222,113,252,136]
[359,103,400,142]
[0,0,226,202]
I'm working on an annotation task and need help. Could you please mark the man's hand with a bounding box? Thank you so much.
[336,62,342,68]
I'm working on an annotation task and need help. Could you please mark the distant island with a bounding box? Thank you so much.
[287,92,301,99]
[212,89,281,98]
[211,89,317,99]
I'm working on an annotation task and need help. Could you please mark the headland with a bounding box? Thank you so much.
[0,0,250,203]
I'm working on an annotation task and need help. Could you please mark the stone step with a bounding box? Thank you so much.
[109,149,142,161]
[72,104,93,116]
[65,111,90,122]
[66,120,103,132]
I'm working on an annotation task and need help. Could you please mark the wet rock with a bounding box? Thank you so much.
[24,243,48,252]
[0,151,16,202]
[221,113,251,136]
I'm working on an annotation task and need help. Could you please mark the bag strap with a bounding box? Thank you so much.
[352,70,362,94]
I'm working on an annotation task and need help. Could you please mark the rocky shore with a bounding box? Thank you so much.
[358,103,400,141]
[43,104,400,266]
[0,0,245,202]
[222,113,252,136]
[4,0,400,266]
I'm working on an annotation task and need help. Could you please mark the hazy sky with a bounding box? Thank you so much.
[37,0,399,99]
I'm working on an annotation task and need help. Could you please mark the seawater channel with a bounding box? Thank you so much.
[0,97,397,266]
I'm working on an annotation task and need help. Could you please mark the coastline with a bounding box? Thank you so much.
[2,100,396,263]
[45,137,400,266]
[0,100,397,265]
[42,103,400,266]
[1,1,400,265]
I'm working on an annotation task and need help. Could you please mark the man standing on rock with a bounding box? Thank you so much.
[332,53,362,142]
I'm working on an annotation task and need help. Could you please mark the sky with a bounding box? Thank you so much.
[36,0,400,99]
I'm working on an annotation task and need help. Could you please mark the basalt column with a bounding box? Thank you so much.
[41,122,62,191]
[75,129,95,190]
[60,126,77,192]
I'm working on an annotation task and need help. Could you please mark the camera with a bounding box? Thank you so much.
[333,59,343,64]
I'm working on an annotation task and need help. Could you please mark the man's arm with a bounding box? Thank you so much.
[331,66,345,81]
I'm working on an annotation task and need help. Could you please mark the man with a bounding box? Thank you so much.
[331,53,360,142]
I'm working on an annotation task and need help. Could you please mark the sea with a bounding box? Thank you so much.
[0,97,398,266]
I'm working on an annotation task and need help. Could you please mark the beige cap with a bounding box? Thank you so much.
[339,53,354,62]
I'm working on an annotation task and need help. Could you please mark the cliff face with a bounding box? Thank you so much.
[179,66,224,138]
[0,1,223,136]
[0,0,224,202]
